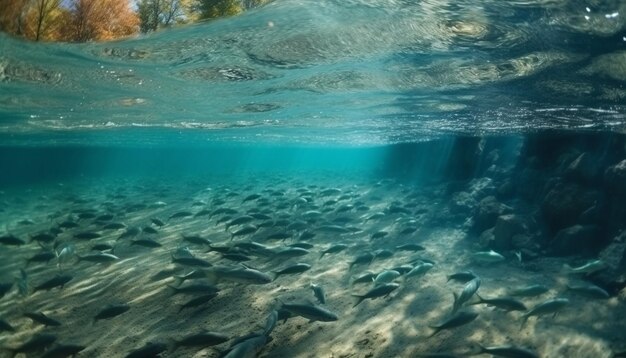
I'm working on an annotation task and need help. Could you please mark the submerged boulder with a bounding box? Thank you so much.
[493,214,531,250]
[541,182,601,233]
[564,152,601,184]
[604,159,626,194]
[551,224,601,256]
[472,196,512,233]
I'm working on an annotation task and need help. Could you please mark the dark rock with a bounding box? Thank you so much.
[589,232,626,296]
[604,159,626,194]
[493,214,529,250]
[450,191,476,214]
[541,182,601,233]
[564,152,601,183]
[471,196,512,234]
[478,228,494,247]
[551,225,601,256]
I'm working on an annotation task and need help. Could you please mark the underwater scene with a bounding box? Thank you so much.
[1,0,626,357]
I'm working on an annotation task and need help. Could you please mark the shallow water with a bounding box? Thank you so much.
[1,0,626,357]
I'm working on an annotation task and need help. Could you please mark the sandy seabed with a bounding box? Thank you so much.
[0,174,624,358]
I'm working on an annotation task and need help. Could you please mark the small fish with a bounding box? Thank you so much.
[131,238,162,248]
[470,294,527,312]
[319,244,348,259]
[280,302,338,322]
[452,277,481,313]
[508,284,549,297]
[371,231,388,239]
[17,269,28,296]
[429,311,479,337]
[182,235,212,246]
[33,275,73,292]
[310,283,326,304]
[142,226,158,235]
[179,293,218,312]
[169,284,220,296]
[406,262,434,279]
[169,211,193,220]
[94,304,130,322]
[289,243,314,249]
[171,331,229,350]
[349,252,374,270]
[73,231,101,240]
[222,334,267,358]
[375,249,394,259]
[521,298,569,327]
[446,271,478,284]
[172,256,212,267]
[472,250,505,264]
[243,194,261,202]
[205,266,272,285]
[30,233,56,244]
[0,234,25,246]
[474,344,538,358]
[274,247,310,258]
[374,270,401,286]
[91,243,115,251]
[225,216,255,230]
[118,227,140,240]
[395,243,425,252]
[8,333,57,356]
[263,310,278,336]
[230,225,258,240]
[125,342,167,358]
[102,222,126,230]
[352,272,376,285]
[352,283,400,307]
[23,312,62,327]
[77,252,119,264]
[151,218,165,227]
[564,260,606,275]
[274,263,311,279]
[41,344,86,358]
[567,283,609,299]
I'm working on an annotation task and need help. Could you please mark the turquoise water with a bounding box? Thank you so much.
[1,1,626,357]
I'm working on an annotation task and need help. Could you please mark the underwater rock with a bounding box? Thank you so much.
[604,159,626,194]
[564,152,601,184]
[551,224,600,256]
[472,196,512,234]
[588,233,626,295]
[493,214,531,250]
[541,182,601,233]
[450,191,476,214]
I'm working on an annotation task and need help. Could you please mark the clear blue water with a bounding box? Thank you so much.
[1,1,626,357]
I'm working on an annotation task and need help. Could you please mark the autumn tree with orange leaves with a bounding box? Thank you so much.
[0,0,139,42]
[62,0,139,42]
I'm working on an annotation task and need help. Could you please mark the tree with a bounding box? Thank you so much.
[0,0,65,41]
[196,0,241,20]
[138,0,195,33]
[63,0,139,42]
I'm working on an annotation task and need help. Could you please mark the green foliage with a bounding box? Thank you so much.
[196,0,242,20]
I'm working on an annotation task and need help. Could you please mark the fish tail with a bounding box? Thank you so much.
[520,314,529,330]
[319,252,326,260]
[351,295,365,308]
[427,326,440,338]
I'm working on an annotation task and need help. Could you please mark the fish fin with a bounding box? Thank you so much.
[451,292,459,314]
[520,314,529,330]
[427,327,440,338]
[319,252,325,260]
[351,295,365,308]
